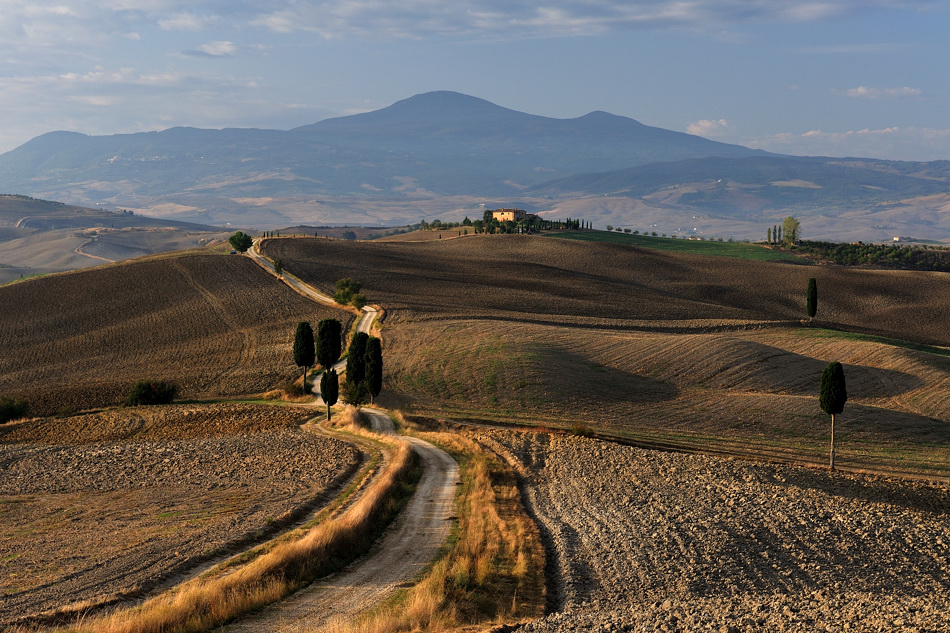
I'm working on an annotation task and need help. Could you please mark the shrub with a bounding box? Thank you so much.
[334,277,362,305]
[569,423,595,438]
[0,396,29,423]
[126,380,179,406]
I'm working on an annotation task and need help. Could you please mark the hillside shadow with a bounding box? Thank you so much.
[696,338,926,399]
[528,344,679,405]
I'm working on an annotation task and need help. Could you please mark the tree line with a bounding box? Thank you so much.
[293,318,383,420]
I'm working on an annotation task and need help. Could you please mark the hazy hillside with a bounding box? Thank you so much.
[533,156,950,217]
[2,92,949,240]
[0,92,767,203]
[0,195,229,284]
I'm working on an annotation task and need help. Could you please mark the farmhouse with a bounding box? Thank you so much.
[491,208,537,222]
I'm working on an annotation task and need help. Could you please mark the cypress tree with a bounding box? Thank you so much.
[807,278,818,320]
[346,331,369,386]
[292,322,315,392]
[316,318,343,370]
[365,337,383,403]
[321,369,339,420]
[819,361,848,471]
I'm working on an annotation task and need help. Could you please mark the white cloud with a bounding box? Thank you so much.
[194,41,237,56]
[746,126,950,162]
[158,12,215,31]
[842,86,923,99]
[245,0,942,38]
[687,119,730,137]
[69,95,116,106]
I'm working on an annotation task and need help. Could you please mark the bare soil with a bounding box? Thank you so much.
[483,430,950,632]
[0,404,360,628]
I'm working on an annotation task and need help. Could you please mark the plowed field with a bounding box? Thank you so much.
[0,252,353,416]
[0,403,360,628]
[262,235,950,346]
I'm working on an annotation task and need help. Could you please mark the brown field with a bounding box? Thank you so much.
[379,320,950,477]
[262,234,950,346]
[261,235,950,478]
[0,251,353,416]
[0,403,360,628]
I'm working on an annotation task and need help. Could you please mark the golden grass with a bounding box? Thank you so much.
[45,435,417,633]
[323,417,545,633]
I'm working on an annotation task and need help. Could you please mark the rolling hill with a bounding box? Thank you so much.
[0,194,230,284]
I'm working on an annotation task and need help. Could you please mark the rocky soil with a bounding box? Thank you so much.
[479,431,950,633]
[0,421,360,628]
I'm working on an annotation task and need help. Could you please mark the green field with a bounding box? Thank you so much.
[544,230,809,262]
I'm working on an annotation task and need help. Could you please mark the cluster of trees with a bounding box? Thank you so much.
[293,318,383,419]
[229,231,253,252]
[793,241,950,272]
[334,278,367,309]
[765,217,801,246]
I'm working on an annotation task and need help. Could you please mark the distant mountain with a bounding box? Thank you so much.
[531,155,950,216]
[0,91,769,201]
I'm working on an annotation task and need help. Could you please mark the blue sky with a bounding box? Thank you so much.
[1,0,947,160]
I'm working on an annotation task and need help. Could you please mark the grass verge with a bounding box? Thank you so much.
[43,425,419,633]
[324,413,545,633]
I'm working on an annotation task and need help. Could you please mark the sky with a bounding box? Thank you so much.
[0,0,947,161]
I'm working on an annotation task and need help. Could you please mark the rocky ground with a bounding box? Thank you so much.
[478,431,950,633]
[0,423,360,628]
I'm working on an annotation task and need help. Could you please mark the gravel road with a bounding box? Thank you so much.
[479,430,950,633]
[220,409,459,633]
[1,428,360,627]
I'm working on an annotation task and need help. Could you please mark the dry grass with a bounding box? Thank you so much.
[322,416,545,633]
[40,436,417,633]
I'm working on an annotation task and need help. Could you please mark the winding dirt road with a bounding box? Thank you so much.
[221,409,458,633]
[220,240,459,632]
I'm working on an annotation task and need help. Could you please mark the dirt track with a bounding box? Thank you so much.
[221,409,459,632]
[480,430,950,632]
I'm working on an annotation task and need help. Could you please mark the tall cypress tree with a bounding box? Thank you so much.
[807,278,818,320]
[316,318,343,371]
[346,331,369,386]
[321,369,339,420]
[365,336,383,403]
[292,322,315,392]
[819,361,848,471]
